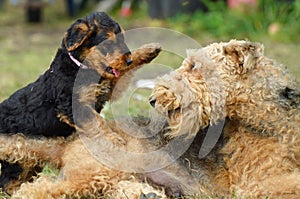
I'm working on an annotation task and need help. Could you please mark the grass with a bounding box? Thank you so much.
[0,1,69,101]
[0,0,300,198]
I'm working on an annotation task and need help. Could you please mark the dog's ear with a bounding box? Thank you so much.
[223,40,263,74]
[63,21,92,51]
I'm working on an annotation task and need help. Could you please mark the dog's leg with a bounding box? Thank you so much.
[0,161,23,195]
[0,134,71,194]
[12,139,128,199]
[144,162,210,197]
[129,43,161,69]
[248,173,300,198]
[0,134,70,169]
[75,105,126,146]
[0,134,38,194]
[110,43,162,101]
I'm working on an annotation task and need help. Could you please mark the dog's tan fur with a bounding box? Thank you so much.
[150,40,300,198]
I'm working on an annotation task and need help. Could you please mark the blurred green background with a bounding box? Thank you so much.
[0,0,299,102]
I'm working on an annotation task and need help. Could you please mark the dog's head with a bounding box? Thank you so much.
[63,12,132,79]
[149,67,212,139]
[150,40,300,138]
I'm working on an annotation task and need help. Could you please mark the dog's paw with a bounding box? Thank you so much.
[139,43,162,53]
[132,43,162,66]
[140,43,162,62]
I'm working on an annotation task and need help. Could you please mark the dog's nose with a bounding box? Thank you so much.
[126,59,133,66]
[149,99,156,107]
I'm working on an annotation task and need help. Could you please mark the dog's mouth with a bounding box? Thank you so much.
[106,67,120,77]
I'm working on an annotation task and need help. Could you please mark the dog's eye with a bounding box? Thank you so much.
[190,63,195,70]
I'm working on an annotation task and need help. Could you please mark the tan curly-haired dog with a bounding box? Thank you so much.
[149,40,300,198]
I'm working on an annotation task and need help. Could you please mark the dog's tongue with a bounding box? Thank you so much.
[113,68,120,77]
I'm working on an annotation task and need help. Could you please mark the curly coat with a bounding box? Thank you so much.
[149,40,300,198]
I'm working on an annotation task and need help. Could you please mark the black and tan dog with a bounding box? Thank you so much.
[0,12,161,194]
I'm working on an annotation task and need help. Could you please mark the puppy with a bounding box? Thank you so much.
[0,12,161,193]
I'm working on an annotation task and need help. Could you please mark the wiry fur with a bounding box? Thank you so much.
[149,40,300,198]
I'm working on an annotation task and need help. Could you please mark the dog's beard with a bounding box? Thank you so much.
[152,70,215,140]
[152,81,204,140]
[165,102,203,140]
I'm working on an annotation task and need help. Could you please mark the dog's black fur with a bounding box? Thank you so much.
[0,12,132,192]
